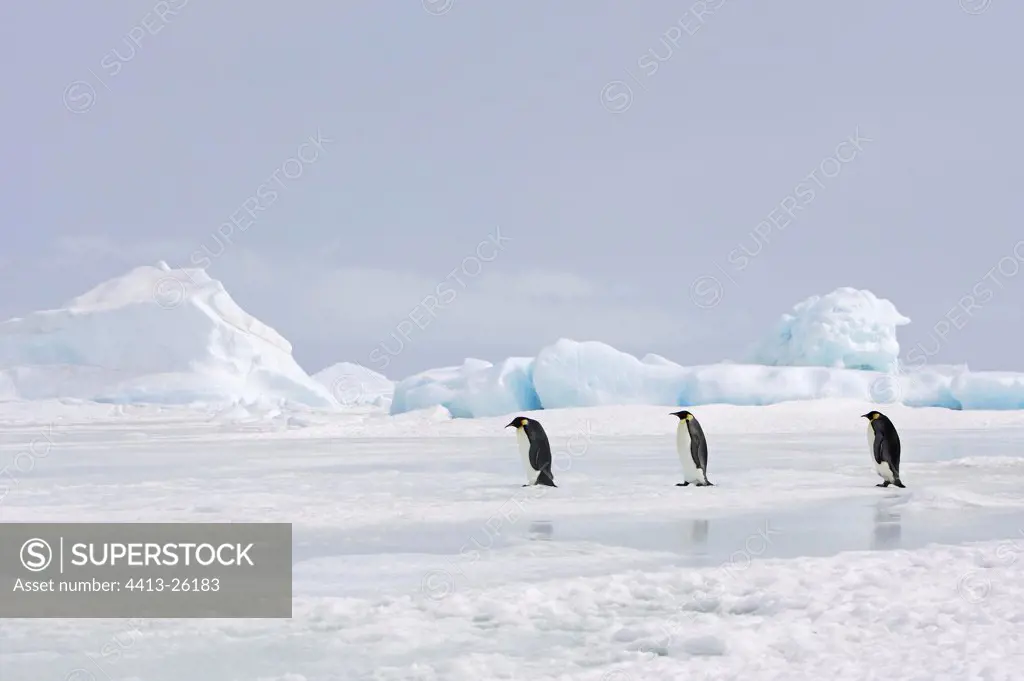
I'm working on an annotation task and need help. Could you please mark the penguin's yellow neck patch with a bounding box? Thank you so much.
[684,413,693,421]
[519,418,528,427]
[869,413,879,420]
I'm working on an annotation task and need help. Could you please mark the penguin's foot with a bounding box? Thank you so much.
[876,481,890,488]
[894,480,906,488]
[536,472,557,487]
[676,482,690,487]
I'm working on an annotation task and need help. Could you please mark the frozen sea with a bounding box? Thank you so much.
[1,399,1023,680]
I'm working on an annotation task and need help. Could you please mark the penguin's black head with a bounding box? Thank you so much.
[505,416,531,429]
[862,410,884,421]
[671,410,694,421]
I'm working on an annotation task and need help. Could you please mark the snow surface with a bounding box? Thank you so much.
[0,263,337,409]
[746,287,910,372]
[2,399,1024,680]
[313,361,395,408]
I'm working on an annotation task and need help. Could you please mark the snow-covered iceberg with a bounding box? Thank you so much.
[530,340,687,409]
[313,362,395,408]
[7,275,1024,416]
[0,262,338,408]
[387,287,1024,417]
[390,357,540,419]
[746,287,910,372]
[390,338,1023,418]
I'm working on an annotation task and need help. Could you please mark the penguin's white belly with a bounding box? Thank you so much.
[517,429,540,484]
[867,423,895,482]
[677,424,706,484]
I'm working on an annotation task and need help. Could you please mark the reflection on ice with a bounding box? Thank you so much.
[528,521,553,541]
[690,518,710,547]
[301,496,1024,567]
[872,497,903,550]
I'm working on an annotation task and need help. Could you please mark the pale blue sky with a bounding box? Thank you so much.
[4,1,1023,378]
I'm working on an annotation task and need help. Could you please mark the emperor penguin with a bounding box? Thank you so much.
[671,410,713,487]
[505,416,556,487]
[861,410,906,488]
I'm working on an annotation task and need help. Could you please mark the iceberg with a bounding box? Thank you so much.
[386,287,1024,417]
[7,274,1024,417]
[389,337,1024,418]
[0,262,338,408]
[313,362,395,407]
[746,287,910,372]
[390,357,541,419]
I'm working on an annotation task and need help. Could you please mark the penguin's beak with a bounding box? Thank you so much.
[504,420,516,428]
[860,413,869,418]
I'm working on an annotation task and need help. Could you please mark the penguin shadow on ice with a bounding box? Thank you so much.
[861,410,907,489]
[505,416,557,487]
[670,410,714,487]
